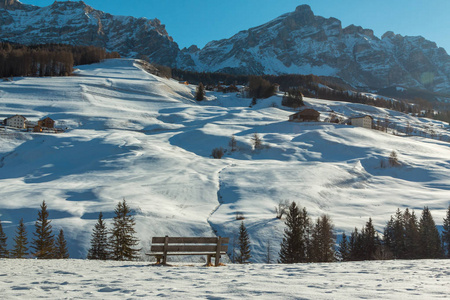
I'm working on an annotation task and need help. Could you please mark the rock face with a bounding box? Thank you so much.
[0,0,180,66]
[1,2,449,94]
[178,5,450,94]
[0,0,24,10]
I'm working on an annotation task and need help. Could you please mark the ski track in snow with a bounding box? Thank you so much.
[0,259,449,299]
[207,164,231,236]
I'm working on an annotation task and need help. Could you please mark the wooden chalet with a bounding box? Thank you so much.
[289,109,320,122]
[38,117,55,128]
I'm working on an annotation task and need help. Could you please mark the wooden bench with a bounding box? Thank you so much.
[147,236,229,266]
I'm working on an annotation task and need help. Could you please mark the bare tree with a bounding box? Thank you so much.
[275,200,290,219]
[229,135,237,152]
[211,147,224,159]
[252,133,263,150]
[389,151,401,167]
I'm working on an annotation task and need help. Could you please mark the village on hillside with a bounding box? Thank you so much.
[1,115,64,133]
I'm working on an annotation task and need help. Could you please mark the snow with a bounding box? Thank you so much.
[0,59,449,262]
[0,259,449,299]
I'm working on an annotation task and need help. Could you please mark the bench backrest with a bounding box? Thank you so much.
[151,237,229,254]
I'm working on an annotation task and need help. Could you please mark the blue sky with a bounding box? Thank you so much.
[23,0,450,52]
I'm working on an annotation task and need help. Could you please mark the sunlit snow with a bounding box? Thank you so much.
[0,59,449,263]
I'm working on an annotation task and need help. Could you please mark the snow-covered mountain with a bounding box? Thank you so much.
[178,5,450,94]
[0,59,449,261]
[0,0,179,66]
[2,1,450,95]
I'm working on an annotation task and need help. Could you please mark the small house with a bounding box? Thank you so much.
[38,117,55,128]
[350,115,373,129]
[273,83,280,92]
[4,115,27,129]
[33,125,43,132]
[239,86,250,98]
[289,109,320,122]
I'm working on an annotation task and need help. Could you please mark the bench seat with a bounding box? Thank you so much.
[146,236,229,266]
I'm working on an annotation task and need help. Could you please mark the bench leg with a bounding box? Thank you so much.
[156,256,161,264]
[207,255,212,266]
[215,254,221,267]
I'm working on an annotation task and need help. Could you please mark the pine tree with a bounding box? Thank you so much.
[443,205,450,258]
[32,201,55,259]
[349,227,362,260]
[383,209,406,259]
[237,221,251,263]
[361,218,380,260]
[383,216,395,255]
[418,207,442,258]
[279,202,309,263]
[109,199,141,261]
[0,219,8,258]
[54,229,69,259]
[310,215,335,262]
[87,212,110,260]
[403,209,420,259]
[12,218,28,258]
[282,88,304,109]
[338,232,350,261]
[195,82,205,101]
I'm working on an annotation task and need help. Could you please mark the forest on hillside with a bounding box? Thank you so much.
[171,68,441,119]
[0,43,120,78]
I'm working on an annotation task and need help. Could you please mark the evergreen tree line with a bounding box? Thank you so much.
[0,200,69,259]
[0,198,141,261]
[0,42,120,78]
[432,103,450,123]
[170,68,439,118]
[279,202,335,263]
[2,200,448,263]
[87,199,141,261]
[279,202,450,264]
[282,88,304,109]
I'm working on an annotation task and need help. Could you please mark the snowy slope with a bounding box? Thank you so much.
[1,259,449,299]
[0,59,449,261]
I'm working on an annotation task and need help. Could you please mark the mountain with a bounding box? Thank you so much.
[1,2,449,95]
[178,5,450,95]
[0,0,180,66]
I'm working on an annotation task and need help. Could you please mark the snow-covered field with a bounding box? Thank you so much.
[0,59,449,262]
[0,259,449,299]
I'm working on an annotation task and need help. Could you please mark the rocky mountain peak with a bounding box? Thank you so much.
[178,6,450,95]
[50,1,86,8]
[186,45,200,53]
[0,0,180,66]
[293,4,314,19]
[343,25,373,37]
[281,4,316,29]
[0,2,449,95]
[0,0,23,10]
